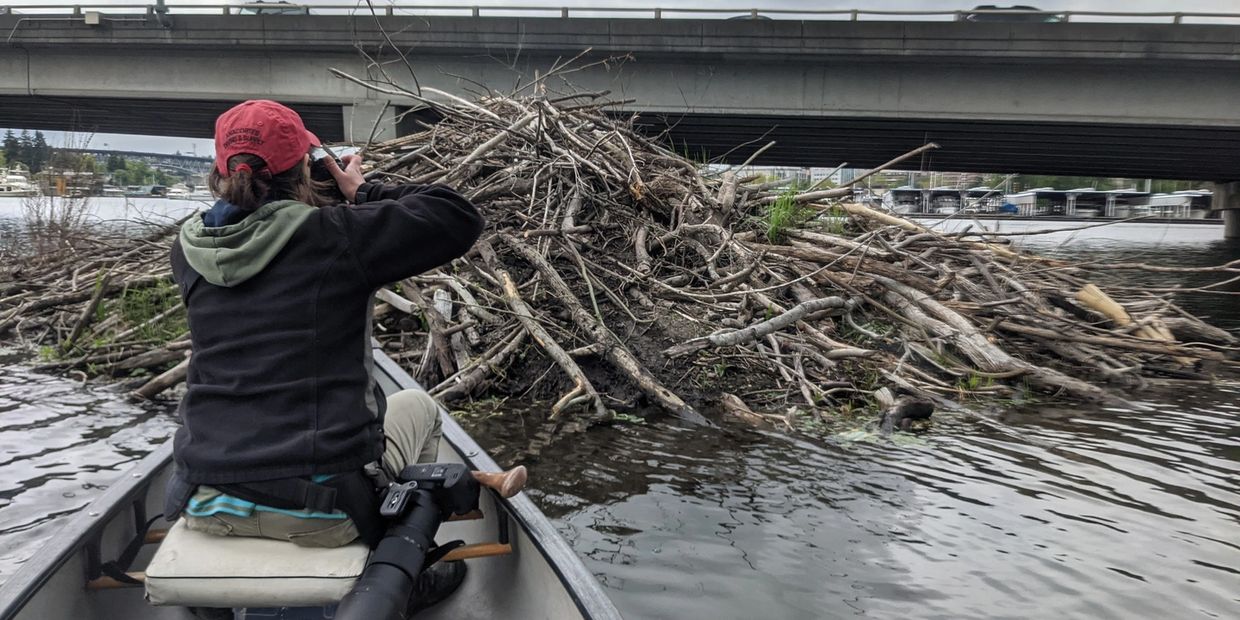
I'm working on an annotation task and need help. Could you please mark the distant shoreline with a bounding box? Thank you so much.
[906,214,1224,226]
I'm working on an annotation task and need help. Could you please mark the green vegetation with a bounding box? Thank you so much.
[2,129,51,172]
[762,191,815,243]
[117,281,186,342]
[43,280,186,363]
[451,396,511,423]
[956,372,994,392]
[609,412,645,425]
[46,150,105,175]
[815,204,848,235]
[841,318,893,341]
[109,159,178,187]
[785,399,880,436]
[677,143,711,165]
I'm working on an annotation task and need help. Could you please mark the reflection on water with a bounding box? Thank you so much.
[0,206,1237,619]
[0,357,176,582]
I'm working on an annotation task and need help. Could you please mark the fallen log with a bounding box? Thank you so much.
[130,356,190,401]
[666,296,850,357]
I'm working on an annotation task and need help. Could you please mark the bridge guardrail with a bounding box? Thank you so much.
[1,4,1239,24]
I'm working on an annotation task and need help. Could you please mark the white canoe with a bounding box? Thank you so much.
[0,348,622,619]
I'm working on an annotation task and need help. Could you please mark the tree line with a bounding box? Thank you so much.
[1,130,52,173]
[3,130,180,186]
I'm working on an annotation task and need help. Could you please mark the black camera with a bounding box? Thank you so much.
[309,145,359,203]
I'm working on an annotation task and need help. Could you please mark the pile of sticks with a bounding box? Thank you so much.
[0,222,189,400]
[2,84,1237,427]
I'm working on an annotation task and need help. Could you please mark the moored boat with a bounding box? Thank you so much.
[125,185,169,198]
[165,186,192,199]
[0,347,621,620]
[164,186,214,201]
[0,167,40,197]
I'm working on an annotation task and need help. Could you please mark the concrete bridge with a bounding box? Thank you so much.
[2,7,1240,235]
[67,148,213,173]
[3,9,1240,175]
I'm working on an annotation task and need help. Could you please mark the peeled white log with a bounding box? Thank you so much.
[665,296,850,357]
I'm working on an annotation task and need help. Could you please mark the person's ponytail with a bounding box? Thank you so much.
[209,154,273,210]
[207,153,331,211]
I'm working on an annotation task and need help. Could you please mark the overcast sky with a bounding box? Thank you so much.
[38,0,1234,10]
[77,0,1239,12]
[4,0,1235,155]
[0,131,216,157]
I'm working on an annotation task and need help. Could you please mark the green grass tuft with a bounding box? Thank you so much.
[763,191,816,243]
[115,281,186,343]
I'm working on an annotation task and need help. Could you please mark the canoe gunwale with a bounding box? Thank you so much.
[0,349,621,620]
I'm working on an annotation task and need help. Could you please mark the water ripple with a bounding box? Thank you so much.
[0,364,175,582]
[469,378,1240,620]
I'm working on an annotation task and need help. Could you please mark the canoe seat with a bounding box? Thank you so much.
[145,518,368,608]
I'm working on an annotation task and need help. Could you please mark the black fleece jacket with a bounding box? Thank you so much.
[170,182,483,484]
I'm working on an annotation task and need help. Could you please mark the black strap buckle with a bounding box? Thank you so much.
[380,480,419,518]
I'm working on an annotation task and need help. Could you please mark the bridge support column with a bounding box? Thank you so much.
[1212,182,1240,239]
[342,101,400,144]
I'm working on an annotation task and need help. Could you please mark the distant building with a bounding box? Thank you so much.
[33,170,103,197]
[808,167,856,186]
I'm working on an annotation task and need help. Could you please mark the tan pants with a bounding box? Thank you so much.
[183,389,442,547]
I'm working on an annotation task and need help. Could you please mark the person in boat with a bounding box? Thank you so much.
[166,100,484,611]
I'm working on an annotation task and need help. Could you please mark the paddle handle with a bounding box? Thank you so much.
[471,466,527,498]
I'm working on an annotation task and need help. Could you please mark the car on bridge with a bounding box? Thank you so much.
[237,1,308,15]
[959,5,1065,23]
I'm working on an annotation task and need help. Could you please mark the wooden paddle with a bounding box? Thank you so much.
[447,465,528,522]
[471,465,527,499]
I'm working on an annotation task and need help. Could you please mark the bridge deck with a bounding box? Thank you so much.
[2,14,1239,179]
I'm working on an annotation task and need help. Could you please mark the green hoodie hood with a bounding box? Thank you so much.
[178,200,316,287]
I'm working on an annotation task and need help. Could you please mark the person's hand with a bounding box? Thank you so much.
[323,154,365,203]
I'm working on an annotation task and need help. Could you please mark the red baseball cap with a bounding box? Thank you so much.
[214,100,320,177]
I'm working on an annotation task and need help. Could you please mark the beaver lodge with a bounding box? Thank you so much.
[3,75,1238,435]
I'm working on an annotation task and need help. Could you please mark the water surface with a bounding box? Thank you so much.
[0,359,176,583]
[469,386,1240,619]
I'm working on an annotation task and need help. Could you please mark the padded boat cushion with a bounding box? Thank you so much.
[145,519,369,607]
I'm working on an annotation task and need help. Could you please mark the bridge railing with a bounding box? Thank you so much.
[1,4,1239,24]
